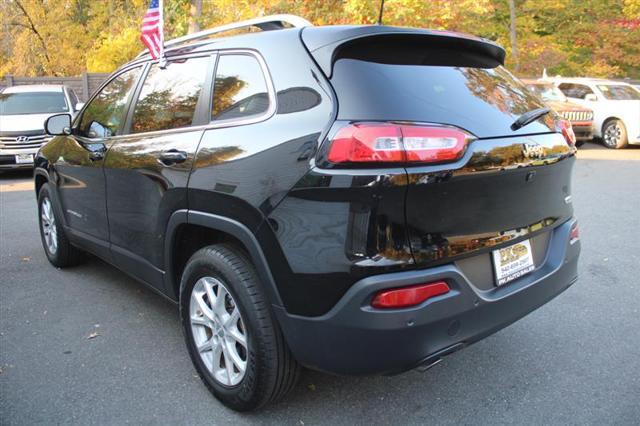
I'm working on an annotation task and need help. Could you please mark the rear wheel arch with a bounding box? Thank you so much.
[165,210,283,307]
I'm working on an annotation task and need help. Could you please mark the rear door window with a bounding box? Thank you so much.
[130,56,210,133]
[212,54,270,121]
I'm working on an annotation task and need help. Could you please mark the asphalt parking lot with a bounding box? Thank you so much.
[1,142,639,425]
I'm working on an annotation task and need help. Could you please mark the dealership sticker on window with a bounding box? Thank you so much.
[492,239,535,286]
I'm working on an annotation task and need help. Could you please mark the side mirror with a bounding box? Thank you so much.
[45,113,72,136]
[74,102,85,111]
[585,94,598,102]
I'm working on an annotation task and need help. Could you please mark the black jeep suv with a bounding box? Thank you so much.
[35,16,580,411]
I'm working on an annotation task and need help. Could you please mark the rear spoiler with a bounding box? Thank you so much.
[301,26,506,78]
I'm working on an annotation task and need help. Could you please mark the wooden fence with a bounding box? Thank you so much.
[2,73,110,101]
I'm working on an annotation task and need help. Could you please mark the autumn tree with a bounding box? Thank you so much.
[1,0,638,79]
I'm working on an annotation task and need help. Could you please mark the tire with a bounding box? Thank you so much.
[37,183,83,267]
[575,140,585,148]
[179,244,300,411]
[602,119,628,149]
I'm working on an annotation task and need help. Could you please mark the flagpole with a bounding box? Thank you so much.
[158,0,167,67]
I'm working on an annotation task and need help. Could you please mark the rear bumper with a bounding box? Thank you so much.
[275,219,580,375]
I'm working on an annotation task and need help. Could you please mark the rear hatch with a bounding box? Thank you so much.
[303,27,575,274]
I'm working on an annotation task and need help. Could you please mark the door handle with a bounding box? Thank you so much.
[159,150,188,166]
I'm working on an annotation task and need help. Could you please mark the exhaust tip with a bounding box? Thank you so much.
[414,342,466,373]
[416,357,443,372]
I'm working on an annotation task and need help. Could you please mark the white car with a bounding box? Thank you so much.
[0,85,83,169]
[547,78,640,149]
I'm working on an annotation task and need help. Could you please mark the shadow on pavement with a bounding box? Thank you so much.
[0,169,34,192]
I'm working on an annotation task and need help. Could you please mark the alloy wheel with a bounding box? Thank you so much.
[41,197,58,254]
[189,276,248,386]
[603,123,622,147]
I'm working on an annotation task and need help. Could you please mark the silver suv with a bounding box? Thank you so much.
[0,85,82,170]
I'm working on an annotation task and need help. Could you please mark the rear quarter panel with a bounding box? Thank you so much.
[187,31,338,314]
[188,31,334,228]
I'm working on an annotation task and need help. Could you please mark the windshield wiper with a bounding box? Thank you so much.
[511,107,551,131]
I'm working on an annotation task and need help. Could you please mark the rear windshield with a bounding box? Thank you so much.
[596,85,640,100]
[0,92,68,115]
[331,59,552,138]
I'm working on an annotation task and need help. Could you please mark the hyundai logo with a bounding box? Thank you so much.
[16,136,30,142]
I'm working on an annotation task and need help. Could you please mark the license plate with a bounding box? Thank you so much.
[492,239,535,286]
[15,153,34,164]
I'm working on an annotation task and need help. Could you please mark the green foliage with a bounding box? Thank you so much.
[1,0,638,79]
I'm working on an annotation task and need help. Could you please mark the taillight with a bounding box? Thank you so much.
[556,119,576,146]
[402,125,470,163]
[326,123,473,165]
[327,123,403,163]
[570,223,579,245]
[371,281,450,309]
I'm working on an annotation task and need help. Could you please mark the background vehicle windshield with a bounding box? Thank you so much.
[527,84,567,102]
[596,85,640,100]
[0,92,68,115]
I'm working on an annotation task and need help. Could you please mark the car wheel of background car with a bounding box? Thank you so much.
[179,244,300,412]
[602,119,628,149]
[37,183,83,267]
[575,140,585,147]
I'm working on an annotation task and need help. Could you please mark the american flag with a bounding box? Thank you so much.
[140,0,163,60]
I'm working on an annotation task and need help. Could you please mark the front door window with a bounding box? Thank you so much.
[77,67,142,138]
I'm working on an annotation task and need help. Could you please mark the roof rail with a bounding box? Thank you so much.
[137,14,312,58]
